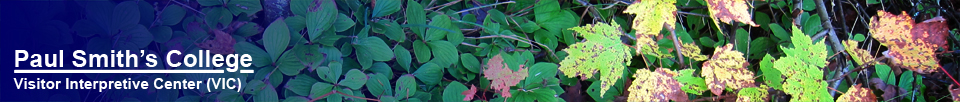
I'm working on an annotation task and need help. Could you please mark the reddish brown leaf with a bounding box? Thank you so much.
[702,44,755,95]
[196,29,236,54]
[869,10,949,74]
[705,0,759,27]
[462,85,477,101]
[836,84,877,102]
[627,68,687,102]
[483,53,528,98]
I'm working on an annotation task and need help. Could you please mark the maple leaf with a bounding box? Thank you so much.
[196,29,236,54]
[462,85,477,101]
[483,53,528,98]
[705,0,759,27]
[737,85,769,102]
[869,10,948,74]
[682,43,709,61]
[560,22,632,97]
[843,40,876,65]
[623,0,676,56]
[774,25,832,102]
[627,68,687,102]
[836,84,877,102]
[702,44,755,95]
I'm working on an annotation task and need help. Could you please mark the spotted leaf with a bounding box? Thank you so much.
[702,44,755,95]
[626,68,687,102]
[869,10,948,74]
[774,25,832,102]
[705,0,759,26]
[836,84,877,102]
[623,0,675,56]
[483,53,528,98]
[842,40,876,65]
[560,22,632,97]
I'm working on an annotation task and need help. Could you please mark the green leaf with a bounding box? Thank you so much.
[277,49,307,76]
[318,61,344,83]
[526,63,559,85]
[356,37,395,69]
[150,26,172,43]
[197,0,223,6]
[286,75,319,96]
[283,96,310,102]
[306,0,338,41]
[443,82,469,102]
[396,75,418,99]
[370,62,394,78]
[333,13,356,32]
[111,1,140,36]
[426,15,451,41]
[227,0,263,16]
[380,96,398,102]
[414,40,432,63]
[160,5,185,26]
[116,25,153,49]
[760,54,783,90]
[876,64,895,84]
[309,82,334,98]
[534,0,576,32]
[802,0,816,11]
[255,84,279,102]
[867,0,881,4]
[406,0,427,38]
[460,54,481,73]
[899,71,915,91]
[289,0,311,16]
[736,28,750,53]
[371,0,400,17]
[699,37,718,47]
[428,41,459,67]
[263,18,290,62]
[367,73,394,97]
[508,88,557,102]
[748,37,774,59]
[675,69,708,95]
[339,69,369,89]
[395,46,413,72]
[377,20,405,42]
[769,24,790,42]
[203,7,232,28]
[519,22,540,33]
[415,63,443,85]
[235,42,271,67]
[853,33,866,41]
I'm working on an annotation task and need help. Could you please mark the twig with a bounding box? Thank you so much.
[667,24,685,67]
[815,0,847,97]
[690,94,738,101]
[465,35,560,62]
[455,1,515,14]
[171,0,205,16]
[677,11,709,17]
[425,0,461,11]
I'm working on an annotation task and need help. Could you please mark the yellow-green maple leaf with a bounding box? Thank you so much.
[623,0,676,56]
[843,40,875,65]
[737,85,769,102]
[627,68,686,102]
[702,44,755,95]
[774,25,833,102]
[836,84,877,102]
[705,0,758,26]
[560,22,632,97]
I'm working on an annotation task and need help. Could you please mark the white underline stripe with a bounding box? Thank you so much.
[13,70,229,73]
[240,70,254,73]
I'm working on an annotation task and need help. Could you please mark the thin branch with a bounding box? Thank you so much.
[425,0,462,11]
[171,0,205,16]
[677,11,709,17]
[455,1,515,14]
[465,35,560,62]
[690,94,738,101]
[667,24,685,67]
[815,0,847,97]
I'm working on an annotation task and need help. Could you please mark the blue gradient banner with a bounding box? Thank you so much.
[1,1,258,101]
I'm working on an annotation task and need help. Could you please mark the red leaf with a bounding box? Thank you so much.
[462,85,477,101]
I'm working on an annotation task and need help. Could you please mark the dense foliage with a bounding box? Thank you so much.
[46,0,960,101]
